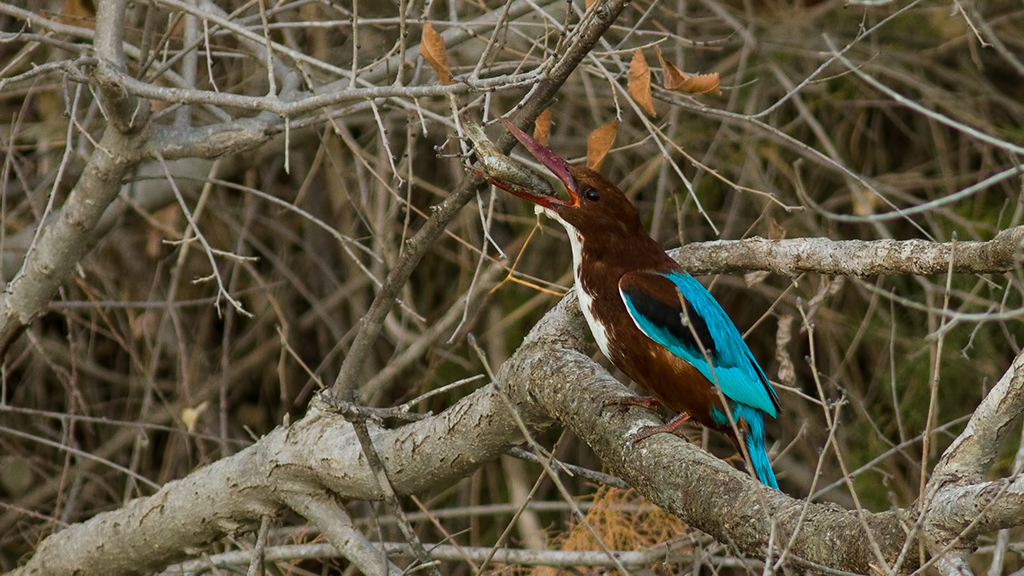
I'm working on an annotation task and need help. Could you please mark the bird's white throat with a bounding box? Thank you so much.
[540,208,614,360]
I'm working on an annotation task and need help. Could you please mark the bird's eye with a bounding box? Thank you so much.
[584,188,600,202]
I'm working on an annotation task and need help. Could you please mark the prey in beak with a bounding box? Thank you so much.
[462,117,579,210]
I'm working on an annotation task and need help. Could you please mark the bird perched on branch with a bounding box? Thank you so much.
[466,117,781,488]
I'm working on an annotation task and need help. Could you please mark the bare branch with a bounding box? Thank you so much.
[282,490,402,576]
[672,227,1024,277]
[93,0,149,133]
[165,540,746,573]
[0,121,148,356]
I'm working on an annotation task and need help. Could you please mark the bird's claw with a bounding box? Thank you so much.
[631,413,696,443]
[603,395,662,414]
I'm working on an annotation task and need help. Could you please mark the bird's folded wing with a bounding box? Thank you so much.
[618,270,780,417]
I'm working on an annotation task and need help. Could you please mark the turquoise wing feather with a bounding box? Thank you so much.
[618,270,780,418]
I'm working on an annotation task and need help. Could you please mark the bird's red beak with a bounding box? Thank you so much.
[495,118,579,210]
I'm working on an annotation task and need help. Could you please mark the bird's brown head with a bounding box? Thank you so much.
[484,118,646,239]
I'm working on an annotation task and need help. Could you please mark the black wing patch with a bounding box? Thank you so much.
[620,282,718,359]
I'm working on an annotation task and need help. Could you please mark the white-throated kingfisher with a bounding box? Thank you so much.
[470,117,781,488]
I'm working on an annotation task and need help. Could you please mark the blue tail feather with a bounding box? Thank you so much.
[747,433,778,489]
[733,404,778,489]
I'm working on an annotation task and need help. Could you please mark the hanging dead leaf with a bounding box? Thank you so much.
[654,46,720,95]
[587,120,618,171]
[422,22,454,86]
[534,109,552,147]
[675,71,720,95]
[59,0,96,28]
[627,49,656,117]
[774,314,796,387]
[654,46,685,89]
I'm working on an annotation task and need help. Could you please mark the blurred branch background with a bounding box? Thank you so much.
[1,0,1023,573]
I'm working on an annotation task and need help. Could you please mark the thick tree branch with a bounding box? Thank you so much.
[10,386,541,576]
[927,475,1024,538]
[671,226,1024,277]
[282,489,402,575]
[0,0,151,355]
[93,0,149,134]
[919,346,1024,562]
[929,350,1024,488]
[165,541,739,572]
[14,275,1024,574]
[0,116,148,356]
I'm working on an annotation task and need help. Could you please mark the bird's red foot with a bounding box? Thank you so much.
[603,396,662,413]
[633,413,696,443]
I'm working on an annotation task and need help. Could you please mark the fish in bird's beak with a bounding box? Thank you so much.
[462,116,579,209]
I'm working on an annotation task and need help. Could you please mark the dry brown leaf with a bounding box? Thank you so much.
[653,46,684,89]
[654,46,720,95]
[59,0,96,28]
[627,49,655,117]
[422,22,454,86]
[585,0,595,9]
[534,109,552,147]
[674,71,721,95]
[587,120,618,171]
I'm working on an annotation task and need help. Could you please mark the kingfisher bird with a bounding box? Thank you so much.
[472,118,781,488]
